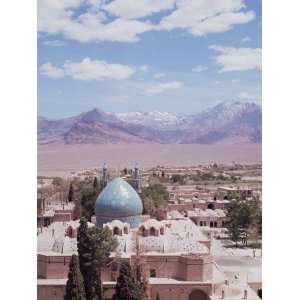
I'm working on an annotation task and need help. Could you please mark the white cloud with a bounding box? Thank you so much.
[43,40,67,47]
[144,81,182,96]
[238,91,253,99]
[38,0,255,43]
[39,62,65,79]
[159,0,255,36]
[103,0,175,19]
[153,72,166,79]
[38,0,153,43]
[241,36,251,43]
[210,45,261,72]
[192,65,208,72]
[232,78,240,83]
[39,57,135,80]
[140,65,148,72]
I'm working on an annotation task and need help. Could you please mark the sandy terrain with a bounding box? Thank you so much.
[38,143,261,176]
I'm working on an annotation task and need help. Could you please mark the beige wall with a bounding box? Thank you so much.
[37,284,65,300]
[38,282,213,300]
[168,202,227,212]
[190,216,227,228]
[150,284,212,300]
[38,255,71,279]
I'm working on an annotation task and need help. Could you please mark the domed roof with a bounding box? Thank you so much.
[95,177,143,218]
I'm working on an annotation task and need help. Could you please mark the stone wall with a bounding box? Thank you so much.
[38,253,213,282]
[37,281,212,300]
[37,283,65,300]
[150,284,212,300]
[168,201,227,212]
[38,254,71,279]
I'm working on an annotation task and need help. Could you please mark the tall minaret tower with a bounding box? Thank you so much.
[100,163,108,189]
[134,163,142,193]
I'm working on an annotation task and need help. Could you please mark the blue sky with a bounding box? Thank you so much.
[38,0,261,118]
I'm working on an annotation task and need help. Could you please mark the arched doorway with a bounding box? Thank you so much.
[113,227,120,235]
[189,290,210,300]
[140,226,147,236]
[207,203,215,210]
[257,289,262,298]
[150,227,156,236]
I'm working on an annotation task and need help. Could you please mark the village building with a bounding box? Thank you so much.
[37,175,261,300]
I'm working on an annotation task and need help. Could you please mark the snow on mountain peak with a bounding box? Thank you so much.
[115,111,186,130]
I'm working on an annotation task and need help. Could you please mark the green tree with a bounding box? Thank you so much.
[113,262,143,300]
[68,183,75,202]
[73,177,102,220]
[171,174,185,184]
[88,226,118,299]
[155,293,160,300]
[77,218,117,300]
[65,255,86,300]
[80,187,98,220]
[226,201,258,247]
[140,184,169,215]
[93,177,99,190]
[227,221,242,247]
[52,176,64,187]
[77,218,91,298]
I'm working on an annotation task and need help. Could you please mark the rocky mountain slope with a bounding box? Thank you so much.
[38,102,261,145]
[114,111,188,130]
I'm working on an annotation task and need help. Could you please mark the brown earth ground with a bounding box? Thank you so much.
[38,143,261,176]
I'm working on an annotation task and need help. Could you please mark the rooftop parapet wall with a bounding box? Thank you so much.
[38,252,213,283]
[168,201,228,212]
[38,254,71,279]
[37,280,213,300]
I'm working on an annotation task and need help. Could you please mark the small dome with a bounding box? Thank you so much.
[95,178,143,227]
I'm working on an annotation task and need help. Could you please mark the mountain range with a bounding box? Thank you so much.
[38,102,261,145]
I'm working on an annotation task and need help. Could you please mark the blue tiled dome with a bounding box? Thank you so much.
[95,177,143,227]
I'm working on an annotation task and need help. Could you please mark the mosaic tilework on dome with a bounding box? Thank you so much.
[95,177,143,228]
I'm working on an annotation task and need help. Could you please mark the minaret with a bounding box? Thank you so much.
[100,163,108,189]
[134,163,142,193]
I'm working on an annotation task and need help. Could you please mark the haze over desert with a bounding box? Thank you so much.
[38,143,261,176]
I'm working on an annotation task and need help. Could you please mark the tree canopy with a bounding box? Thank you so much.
[225,201,261,247]
[77,217,117,300]
[65,255,86,300]
[113,262,143,300]
[140,184,169,215]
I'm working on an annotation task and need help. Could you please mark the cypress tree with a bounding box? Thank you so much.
[77,217,93,299]
[68,183,74,202]
[77,218,117,300]
[93,177,99,190]
[114,262,143,300]
[155,293,160,300]
[65,255,86,300]
[88,226,117,299]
